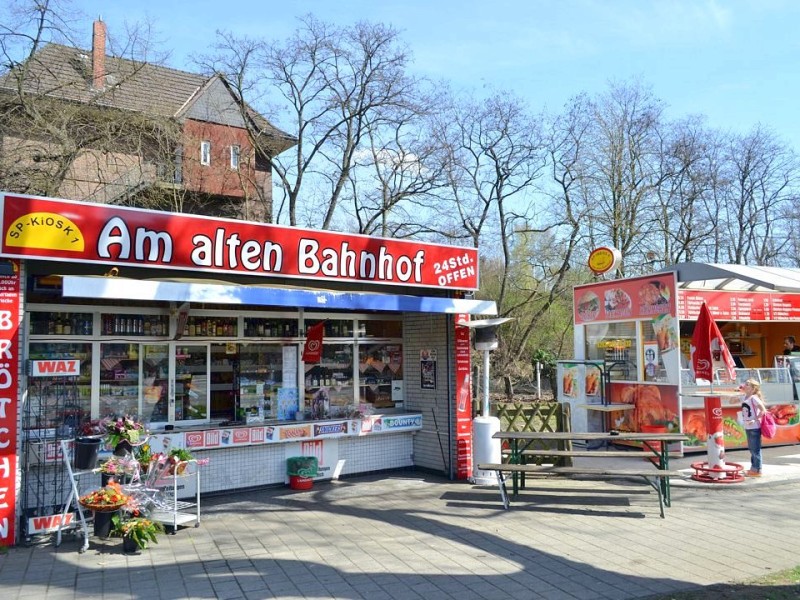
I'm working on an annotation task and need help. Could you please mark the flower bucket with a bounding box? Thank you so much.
[122,535,139,554]
[641,424,667,465]
[288,475,314,490]
[93,510,117,538]
[113,440,133,457]
[74,437,101,470]
[168,462,188,476]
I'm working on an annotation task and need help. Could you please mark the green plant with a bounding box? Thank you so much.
[111,514,164,550]
[134,443,153,470]
[168,447,193,462]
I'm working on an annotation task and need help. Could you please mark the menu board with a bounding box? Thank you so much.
[574,273,676,324]
[677,290,800,321]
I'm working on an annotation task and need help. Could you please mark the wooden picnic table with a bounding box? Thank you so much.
[492,430,688,510]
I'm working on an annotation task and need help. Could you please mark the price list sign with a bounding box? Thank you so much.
[678,290,800,321]
[769,295,800,321]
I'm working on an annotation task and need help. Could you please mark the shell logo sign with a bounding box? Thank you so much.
[5,212,85,252]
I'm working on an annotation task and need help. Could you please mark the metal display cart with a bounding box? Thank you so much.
[148,460,201,533]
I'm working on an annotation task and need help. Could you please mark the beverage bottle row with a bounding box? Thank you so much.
[243,320,297,337]
[101,315,168,336]
[184,318,236,337]
[37,312,93,336]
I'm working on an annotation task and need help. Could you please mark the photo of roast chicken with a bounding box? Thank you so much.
[614,384,676,431]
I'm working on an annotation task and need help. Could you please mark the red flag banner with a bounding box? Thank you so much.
[690,302,737,382]
[302,322,326,363]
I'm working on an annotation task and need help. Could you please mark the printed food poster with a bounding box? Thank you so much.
[560,363,580,398]
[682,403,800,450]
[651,313,678,351]
[607,382,680,433]
[638,279,671,312]
[603,287,632,319]
[576,291,600,322]
[585,364,601,397]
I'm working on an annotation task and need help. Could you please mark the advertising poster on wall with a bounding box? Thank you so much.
[420,349,436,390]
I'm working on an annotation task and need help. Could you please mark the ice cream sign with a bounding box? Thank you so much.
[0,193,479,291]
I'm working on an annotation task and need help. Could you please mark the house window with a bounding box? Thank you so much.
[230,145,241,170]
[200,141,211,166]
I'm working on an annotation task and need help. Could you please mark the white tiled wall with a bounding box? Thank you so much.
[402,314,455,476]
[194,431,415,493]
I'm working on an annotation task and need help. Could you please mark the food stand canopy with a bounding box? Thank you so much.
[658,262,800,293]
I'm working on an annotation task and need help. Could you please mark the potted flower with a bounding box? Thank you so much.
[134,442,154,471]
[112,514,164,553]
[167,447,194,475]
[103,416,147,456]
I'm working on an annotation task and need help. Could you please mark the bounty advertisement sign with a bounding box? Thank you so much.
[0,193,479,290]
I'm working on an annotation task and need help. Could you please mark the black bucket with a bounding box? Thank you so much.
[93,510,116,538]
[74,437,101,470]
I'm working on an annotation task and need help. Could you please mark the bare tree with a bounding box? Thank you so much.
[345,91,449,237]
[651,115,719,265]
[581,79,665,276]
[0,0,196,212]
[206,15,418,229]
[719,125,797,264]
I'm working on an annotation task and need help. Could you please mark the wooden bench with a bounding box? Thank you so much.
[477,462,684,518]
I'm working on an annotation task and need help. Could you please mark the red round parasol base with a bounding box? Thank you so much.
[690,461,745,483]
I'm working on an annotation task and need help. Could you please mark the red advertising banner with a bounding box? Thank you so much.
[454,314,473,480]
[574,273,677,324]
[0,194,478,290]
[677,289,800,321]
[0,259,20,547]
[302,321,325,363]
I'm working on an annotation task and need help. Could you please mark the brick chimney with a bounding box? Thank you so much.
[92,19,106,90]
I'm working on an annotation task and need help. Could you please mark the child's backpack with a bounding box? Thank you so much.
[761,411,777,439]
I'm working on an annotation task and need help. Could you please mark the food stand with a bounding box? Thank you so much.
[2,192,496,547]
[560,263,800,452]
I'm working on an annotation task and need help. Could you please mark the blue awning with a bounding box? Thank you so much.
[61,276,498,315]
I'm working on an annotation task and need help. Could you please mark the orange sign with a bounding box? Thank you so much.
[588,247,621,275]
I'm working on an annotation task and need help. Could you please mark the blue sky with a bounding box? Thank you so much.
[72,0,800,149]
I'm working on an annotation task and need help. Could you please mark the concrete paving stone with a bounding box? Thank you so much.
[6,460,800,599]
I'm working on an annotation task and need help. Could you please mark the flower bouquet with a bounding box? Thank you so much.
[103,416,146,447]
[100,455,139,476]
[79,481,129,512]
[77,419,104,437]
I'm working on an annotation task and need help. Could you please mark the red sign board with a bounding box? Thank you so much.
[574,273,677,324]
[0,193,479,290]
[0,260,20,547]
[677,290,800,321]
[454,315,473,480]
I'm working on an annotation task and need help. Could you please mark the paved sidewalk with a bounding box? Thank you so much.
[2,445,800,600]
